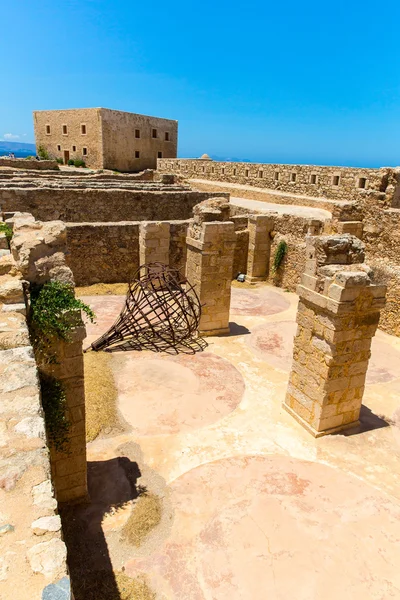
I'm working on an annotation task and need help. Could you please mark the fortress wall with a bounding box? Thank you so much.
[0,188,229,222]
[158,158,395,203]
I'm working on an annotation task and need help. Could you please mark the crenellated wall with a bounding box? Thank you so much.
[158,158,400,205]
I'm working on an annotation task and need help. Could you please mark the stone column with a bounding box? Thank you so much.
[139,221,170,267]
[246,215,274,283]
[284,234,386,437]
[186,220,236,336]
[41,316,88,503]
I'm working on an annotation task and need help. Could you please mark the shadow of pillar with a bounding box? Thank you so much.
[60,457,142,600]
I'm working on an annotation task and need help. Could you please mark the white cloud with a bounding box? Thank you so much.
[3,133,20,140]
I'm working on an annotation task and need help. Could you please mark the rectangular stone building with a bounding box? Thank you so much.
[33,107,178,171]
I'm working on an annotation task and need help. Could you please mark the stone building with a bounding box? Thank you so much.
[33,108,178,171]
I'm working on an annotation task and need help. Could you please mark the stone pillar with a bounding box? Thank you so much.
[139,221,170,267]
[186,220,236,336]
[246,215,274,283]
[41,317,88,503]
[284,234,386,437]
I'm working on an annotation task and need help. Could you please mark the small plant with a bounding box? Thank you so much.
[67,158,74,166]
[0,222,12,243]
[30,280,95,343]
[37,145,50,160]
[56,157,63,164]
[25,155,34,160]
[272,240,288,273]
[40,374,70,452]
[73,158,86,168]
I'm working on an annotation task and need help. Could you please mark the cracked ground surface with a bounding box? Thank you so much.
[72,284,400,599]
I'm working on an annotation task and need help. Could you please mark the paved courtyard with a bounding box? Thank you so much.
[75,284,400,599]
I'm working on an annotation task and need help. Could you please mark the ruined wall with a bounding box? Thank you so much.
[0,158,58,170]
[0,188,229,222]
[0,220,69,598]
[170,221,189,274]
[66,220,191,285]
[66,222,140,286]
[34,108,104,169]
[158,158,395,203]
[101,109,178,172]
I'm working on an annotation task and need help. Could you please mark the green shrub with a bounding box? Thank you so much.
[37,145,50,160]
[0,222,12,243]
[25,155,34,160]
[30,280,95,343]
[272,240,288,273]
[56,157,63,164]
[67,159,74,166]
[73,158,86,168]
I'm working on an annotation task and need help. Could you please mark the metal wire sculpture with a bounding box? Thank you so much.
[90,263,205,354]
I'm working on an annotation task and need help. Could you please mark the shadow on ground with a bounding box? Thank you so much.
[60,457,144,600]
[338,404,390,437]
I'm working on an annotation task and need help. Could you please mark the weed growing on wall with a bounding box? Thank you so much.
[0,222,13,243]
[30,281,95,344]
[29,281,95,452]
[273,240,288,273]
[40,374,71,453]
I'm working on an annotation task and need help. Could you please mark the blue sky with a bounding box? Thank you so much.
[2,0,400,167]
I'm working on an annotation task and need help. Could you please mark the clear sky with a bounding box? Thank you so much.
[2,0,400,167]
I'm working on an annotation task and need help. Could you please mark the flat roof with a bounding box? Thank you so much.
[33,107,177,122]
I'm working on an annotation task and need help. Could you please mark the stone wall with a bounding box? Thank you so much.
[101,108,178,172]
[0,220,69,598]
[66,220,191,285]
[9,213,88,508]
[66,222,140,285]
[0,158,58,170]
[158,158,399,204]
[0,187,229,222]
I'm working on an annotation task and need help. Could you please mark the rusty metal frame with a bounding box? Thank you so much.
[90,263,205,354]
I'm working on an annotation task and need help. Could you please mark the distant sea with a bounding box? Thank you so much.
[0,141,36,158]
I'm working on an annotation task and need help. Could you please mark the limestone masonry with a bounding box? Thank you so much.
[34,107,178,171]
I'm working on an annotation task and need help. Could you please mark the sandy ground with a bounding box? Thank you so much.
[230,196,332,220]
[70,284,400,600]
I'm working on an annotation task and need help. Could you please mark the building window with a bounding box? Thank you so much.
[152,128,157,138]
[259,171,263,178]
[72,145,76,152]
[83,147,87,156]
[332,175,340,186]
[135,129,140,138]
[310,174,317,184]
[222,167,225,175]
[291,172,297,182]
[165,132,170,141]
[212,167,215,173]
[358,177,367,189]
[202,166,205,172]
[135,151,140,158]
[245,169,249,177]
[57,145,61,151]
[46,125,51,135]
[275,171,280,181]
[158,151,163,158]
[62,125,68,135]
[233,168,237,176]
[81,124,86,135]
